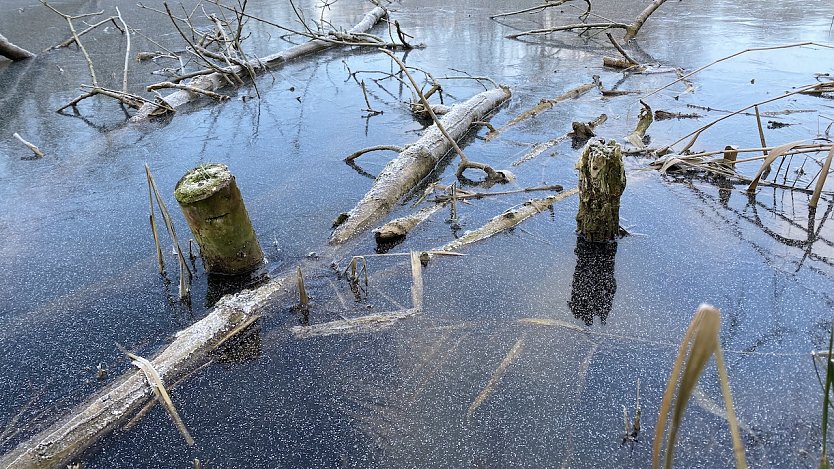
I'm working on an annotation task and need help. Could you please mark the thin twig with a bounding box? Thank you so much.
[45,16,118,51]
[644,42,834,98]
[115,7,130,93]
[344,145,403,162]
[12,133,45,158]
[662,83,827,153]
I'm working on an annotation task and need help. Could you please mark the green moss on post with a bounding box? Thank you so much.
[576,139,626,242]
[175,164,264,275]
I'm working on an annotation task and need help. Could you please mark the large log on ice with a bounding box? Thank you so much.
[330,86,511,245]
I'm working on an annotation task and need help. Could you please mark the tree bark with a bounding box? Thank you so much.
[131,6,387,121]
[331,86,511,245]
[175,164,264,275]
[576,140,626,242]
[0,33,35,61]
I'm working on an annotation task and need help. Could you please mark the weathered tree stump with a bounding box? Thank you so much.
[575,139,626,242]
[175,164,264,275]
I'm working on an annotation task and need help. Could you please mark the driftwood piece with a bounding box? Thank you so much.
[0,33,35,61]
[373,203,446,243]
[0,274,292,468]
[576,140,626,242]
[132,6,387,121]
[330,86,511,245]
[438,189,578,252]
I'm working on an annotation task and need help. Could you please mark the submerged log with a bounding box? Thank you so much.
[291,308,419,338]
[175,164,264,275]
[439,189,578,252]
[0,33,35,61]
[131,6,387,121]
[0,275,291,468]
[576,140,626,242]
[330,86,511,245]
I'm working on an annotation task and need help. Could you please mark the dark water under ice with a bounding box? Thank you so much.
[1,0,834,467]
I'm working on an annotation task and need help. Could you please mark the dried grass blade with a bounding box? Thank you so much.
[519,317,587,333]
[118,345,195,446]
[665,306,720,469]
[652,308,703,468]
[714,340,748,469]
[811,146,834,208]
[145,165,165,274]
[291,309,419,338]
[145,164,192,298]
[746,140,806,192]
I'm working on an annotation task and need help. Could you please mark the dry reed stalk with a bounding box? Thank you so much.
[145,166,165,274]
[810,146,834,208]
[662,83,825,153]
[746,140,807,192]
[117,345,195,446]
[144,164,192,299]
[645,41,834,98]
[652,305,746,469]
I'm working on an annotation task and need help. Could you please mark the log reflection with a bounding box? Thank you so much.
[568,237,618,326]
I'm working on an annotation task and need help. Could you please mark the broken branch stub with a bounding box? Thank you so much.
[0,33,35,61]
[330,86,511,245]
[576,140,626,242]
[175,164,264,275]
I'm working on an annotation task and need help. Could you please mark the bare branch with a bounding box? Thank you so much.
[13,133,44,157]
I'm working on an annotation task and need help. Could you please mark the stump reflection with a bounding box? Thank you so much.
[568,237,618,326]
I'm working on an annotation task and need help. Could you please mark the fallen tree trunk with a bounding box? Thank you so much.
[0,275,292,468]
[0,33,35,61]
[330,86,512,245]
[131,6,387,121]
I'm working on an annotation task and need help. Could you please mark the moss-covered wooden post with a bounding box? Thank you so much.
[175,164,264,275]
[576,139,626,242]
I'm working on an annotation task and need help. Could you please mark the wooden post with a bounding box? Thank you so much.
[174,164,264,275]
[576,139,626,242]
